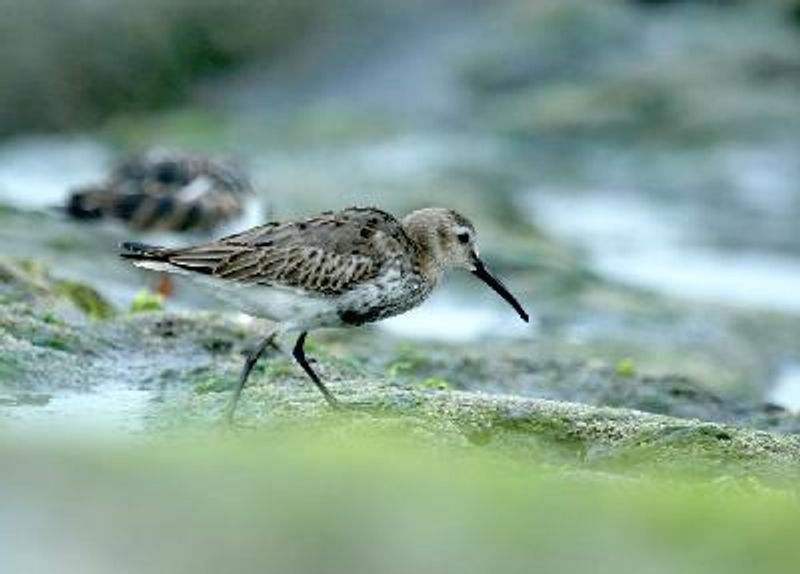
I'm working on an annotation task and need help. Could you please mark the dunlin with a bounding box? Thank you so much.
[120,206,529,422]
[66,149,254,233]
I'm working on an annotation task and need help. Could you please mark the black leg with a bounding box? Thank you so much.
[225,329,278,425]
[292,332,340,408]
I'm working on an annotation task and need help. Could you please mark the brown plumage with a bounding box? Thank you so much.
[120,206,529,423]
[127,207,418,295]
[66,149,253,233]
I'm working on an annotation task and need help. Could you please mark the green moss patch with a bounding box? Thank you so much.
[129,290,164,314]
[54,280,115,320]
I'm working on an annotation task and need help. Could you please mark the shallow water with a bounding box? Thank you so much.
[0,136,110,209]
[523,189,800,313]
[0,385,155,437]
[768,365,800,414]
[380,288,535,342]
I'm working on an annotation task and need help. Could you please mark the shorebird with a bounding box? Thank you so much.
[67,149,256,296]
[120,206,529,422]
[65,149,254,234]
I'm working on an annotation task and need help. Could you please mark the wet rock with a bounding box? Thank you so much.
[0,257,115,319]
[0,260,798,481]
[367,338,800,435]
[52,279,115,320]
[181,378,800,481]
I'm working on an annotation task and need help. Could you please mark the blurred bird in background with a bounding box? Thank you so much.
[64,148,258,296]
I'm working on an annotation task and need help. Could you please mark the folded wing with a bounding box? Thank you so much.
[161,207,414,296]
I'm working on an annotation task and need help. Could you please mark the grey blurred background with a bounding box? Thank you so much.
[1,0,800,425]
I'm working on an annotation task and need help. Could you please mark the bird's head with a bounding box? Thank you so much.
[402,207,529,323]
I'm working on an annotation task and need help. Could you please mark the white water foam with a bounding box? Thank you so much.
[522,189,800,313]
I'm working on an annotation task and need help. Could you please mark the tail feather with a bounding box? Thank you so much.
[119,241,170,261]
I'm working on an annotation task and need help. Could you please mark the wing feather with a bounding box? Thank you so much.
[159,207,414,295]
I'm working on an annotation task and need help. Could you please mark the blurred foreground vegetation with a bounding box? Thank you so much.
[2,425,800,574]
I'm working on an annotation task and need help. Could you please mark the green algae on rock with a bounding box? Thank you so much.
[53,280,115,320]
[129,289,164,314]
[1,266,800,484]
[0,258,115,320]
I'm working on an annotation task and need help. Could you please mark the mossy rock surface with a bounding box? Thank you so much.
[196,381,800,482]
[1,257,799,483]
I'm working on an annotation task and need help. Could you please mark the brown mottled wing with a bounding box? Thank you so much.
[164,207,415,295]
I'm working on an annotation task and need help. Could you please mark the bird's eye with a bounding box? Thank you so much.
[457,232,470,244]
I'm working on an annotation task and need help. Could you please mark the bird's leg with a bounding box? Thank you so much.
[225,327,279,425]
[155,273,175,298]
[292,331,341,409]
[242,335,282,356]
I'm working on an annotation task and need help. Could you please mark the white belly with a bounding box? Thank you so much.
[204,279,339,329]
[134,260,339,329]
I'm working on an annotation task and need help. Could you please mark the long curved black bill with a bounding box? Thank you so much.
[472,259,529,323]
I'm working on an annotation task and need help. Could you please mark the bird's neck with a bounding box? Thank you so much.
[401,214,445,287]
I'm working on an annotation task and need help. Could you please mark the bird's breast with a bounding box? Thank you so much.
[336,267,431,326]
